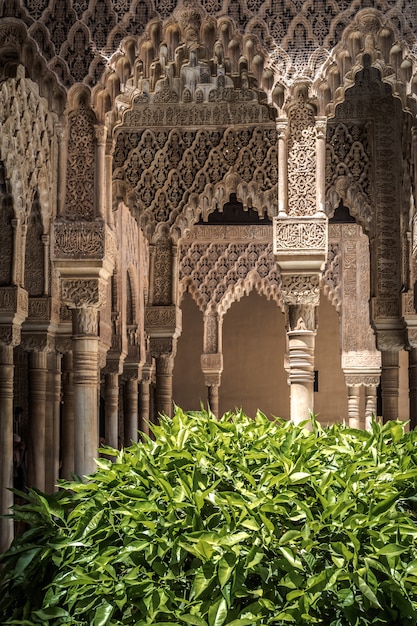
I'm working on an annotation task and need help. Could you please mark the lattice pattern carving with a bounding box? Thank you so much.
[7,1,417,88]
[179,238,282,317]
[114,120,278,236]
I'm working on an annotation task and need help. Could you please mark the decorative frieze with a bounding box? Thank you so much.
[145,305,181,336]
[200,352,223,373]
[273,216,328,272]
[53,221,106,259]
[0,286,28,317]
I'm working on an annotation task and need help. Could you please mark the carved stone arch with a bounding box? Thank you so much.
[317,9,417,119]
[325,183,372,236]
[323,48,407,344]
[0,22,66,112]
[217,269,283,318]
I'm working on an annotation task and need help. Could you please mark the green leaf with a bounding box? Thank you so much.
[92,600,114,625]
[208,597,228,626]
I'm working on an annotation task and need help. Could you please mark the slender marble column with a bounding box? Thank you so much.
[61,352,75,480]
[287,329,316,423]
[94,125,107,219]
[124,378,138,445]
[277,120,288,217]
[139,371,151,436]
[45,352,61,493]
[365,385,378,430]
[208,385,219,418]
[347,386,361,429]
[155,354,174,418]
[380,350,399,422]
[409,348,417,429]
[105,373,119,448]
[0,344,14,553]
[72,308,100,477]
[28,351,47,491]
[315,118,327,216]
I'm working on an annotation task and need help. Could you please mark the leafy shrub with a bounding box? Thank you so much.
[2,409,417,625]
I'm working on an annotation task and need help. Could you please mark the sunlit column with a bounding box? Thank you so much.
[0,344,14,552]
[409,348,417,429]
[347,386,361,429]
[380,349,399,422]
[124,377,138,445]
[105,373,119,449]
[365,385,378,430]
[72,308,100,477]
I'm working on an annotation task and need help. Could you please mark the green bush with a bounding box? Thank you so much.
[2,409,417,625]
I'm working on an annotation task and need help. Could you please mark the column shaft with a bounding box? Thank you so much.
[287,330,315,423]
[124,378,138,445]
[381,350,399,422]
[208,385,219,418]
[72,308,100,477]
[155,356,173,418]
[409,348,417,429]
[105,373,119,448]
[139,378,151,436]
[61,352,74,480]
[45,353,61,493]
[28,351,47,491]
[0,345,14,553]
[347,386,361,429]
[365,385,378,430]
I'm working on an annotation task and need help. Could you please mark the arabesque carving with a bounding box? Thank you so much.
[280,274,321,306]
[53,221,106,258]
[61,279,106,309]
[179,229,281,316]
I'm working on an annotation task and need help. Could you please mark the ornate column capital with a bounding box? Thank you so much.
[72,307,99,336]
[94,124,108,145]
[61,278,106,309]
[281,274,321,307]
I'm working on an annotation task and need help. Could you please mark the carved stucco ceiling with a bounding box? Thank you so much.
[3,0,417,88]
